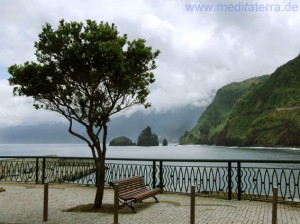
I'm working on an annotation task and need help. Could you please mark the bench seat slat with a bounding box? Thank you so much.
[119,187,150,200]
[119,187,147,197]
[129,188,161,201]
[119,186,145,192]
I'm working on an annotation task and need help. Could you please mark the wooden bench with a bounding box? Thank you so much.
[110,176,161,212]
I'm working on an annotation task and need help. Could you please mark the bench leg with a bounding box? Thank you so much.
[120,195,159,213]
[121,200,137,213]
[127,202,136,213]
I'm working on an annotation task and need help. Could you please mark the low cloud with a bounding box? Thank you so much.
[0,80,65,127]
[1,0,300,127]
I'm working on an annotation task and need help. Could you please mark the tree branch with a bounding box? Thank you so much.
[68,117,92,147]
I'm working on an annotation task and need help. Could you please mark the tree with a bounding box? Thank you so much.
[8,19,159,208]
[137,126,159,146]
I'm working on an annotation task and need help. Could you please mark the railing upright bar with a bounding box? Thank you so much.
[159,161,163,191]
[35,158,39,184]
[237,162,241,200]
[42,158,46,184]
[228,162,232,200]
[95,158,99,187]
[152,161,156,189]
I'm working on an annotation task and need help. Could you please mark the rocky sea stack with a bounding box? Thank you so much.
[109,136,136,146]
[137,126,159,146]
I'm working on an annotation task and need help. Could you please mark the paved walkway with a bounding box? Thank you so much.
[0,183,299,224]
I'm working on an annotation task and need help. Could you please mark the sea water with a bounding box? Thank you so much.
[0,144,299,161]
[1,144,299,197]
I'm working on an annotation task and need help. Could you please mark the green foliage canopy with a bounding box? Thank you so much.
[8,19,160,208]
[9,19,159,148]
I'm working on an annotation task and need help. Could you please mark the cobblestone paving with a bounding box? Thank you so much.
[0,183,299,224]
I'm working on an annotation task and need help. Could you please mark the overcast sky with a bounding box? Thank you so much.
[1,0,300,128]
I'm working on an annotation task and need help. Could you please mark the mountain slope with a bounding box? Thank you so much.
[180,54,300,147]
[179,75,269,145]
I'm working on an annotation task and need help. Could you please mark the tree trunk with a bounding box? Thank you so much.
[93,158,106,209]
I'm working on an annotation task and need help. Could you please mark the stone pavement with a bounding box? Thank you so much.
[0,183,299,224]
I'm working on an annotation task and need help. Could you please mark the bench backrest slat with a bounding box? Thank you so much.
[112,176,148,195]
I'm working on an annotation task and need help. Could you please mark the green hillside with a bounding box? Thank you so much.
[180,54,300,147]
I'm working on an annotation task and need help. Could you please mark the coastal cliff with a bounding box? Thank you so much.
[180,54,300,147]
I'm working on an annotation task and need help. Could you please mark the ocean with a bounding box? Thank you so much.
[1,144,299,198]
[0,144,299,161]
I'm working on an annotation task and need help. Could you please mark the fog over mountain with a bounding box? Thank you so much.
[0,106,203,144]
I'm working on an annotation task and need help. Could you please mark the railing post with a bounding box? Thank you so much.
[159,161,163,191]
[95,158,99,187]
[237,162,241,200]
[42,158,46,184]
[114,183,119,224]
[152,161,156,189]
[272,187,278,224]
[95,170,98,187]
[35,158,39,184]
[190,185,195,224]
[228,162,232,200]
